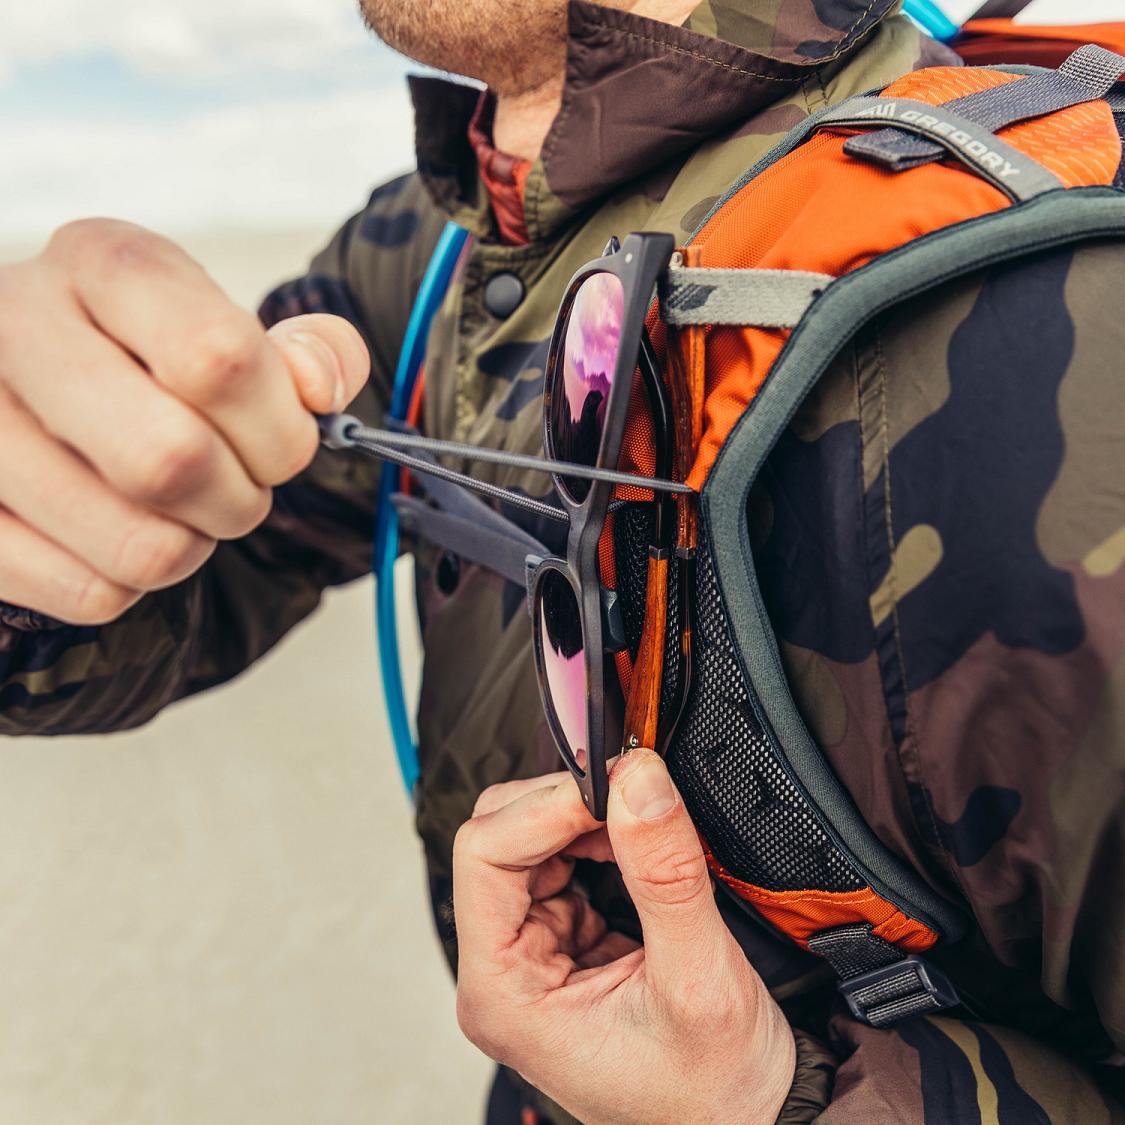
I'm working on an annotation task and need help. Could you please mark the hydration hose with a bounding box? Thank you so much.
[373,221,470,795]
[903,0,961,43]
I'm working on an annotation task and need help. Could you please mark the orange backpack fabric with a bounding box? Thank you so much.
[957,20,1125,69]
[606,48,1124,958]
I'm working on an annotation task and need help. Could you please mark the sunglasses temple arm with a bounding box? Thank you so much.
[319,414,695,497]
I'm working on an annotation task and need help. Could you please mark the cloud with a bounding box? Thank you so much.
[0,84,419,244]
[2,0,379,81]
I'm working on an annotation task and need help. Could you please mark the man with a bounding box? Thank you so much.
[2,0,1124,1120]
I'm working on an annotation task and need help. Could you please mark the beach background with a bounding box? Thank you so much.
[0,0,1117,1121]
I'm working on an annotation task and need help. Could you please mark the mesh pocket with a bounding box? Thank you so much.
[666,524,864,894]
[612,502,682,727]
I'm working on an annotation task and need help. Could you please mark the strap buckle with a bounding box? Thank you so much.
[838,955,960,1028]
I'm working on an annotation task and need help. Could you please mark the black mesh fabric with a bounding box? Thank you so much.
[664,524,865,894]
[611,502,682,728]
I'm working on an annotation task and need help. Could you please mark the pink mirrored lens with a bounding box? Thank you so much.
[548,272,625,503]
[539,571,588,774]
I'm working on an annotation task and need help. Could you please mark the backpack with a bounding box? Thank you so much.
[598,39,1125,1027]
[388,29,1125,1027]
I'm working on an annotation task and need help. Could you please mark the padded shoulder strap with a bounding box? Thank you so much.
[701,189,1125,1024]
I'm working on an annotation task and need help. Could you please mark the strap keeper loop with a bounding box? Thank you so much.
[837,955,960,1028]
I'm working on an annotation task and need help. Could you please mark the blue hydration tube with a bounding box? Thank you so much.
[374,221,470,795]
[902,0,961,43]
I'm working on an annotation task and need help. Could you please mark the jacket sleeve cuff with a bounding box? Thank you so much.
[774,1030,836,1124]
[0,602,64,632]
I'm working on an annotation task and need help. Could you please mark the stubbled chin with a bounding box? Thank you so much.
[357,0,567,95]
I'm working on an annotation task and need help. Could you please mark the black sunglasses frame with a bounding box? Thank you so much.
[528,232,676,820]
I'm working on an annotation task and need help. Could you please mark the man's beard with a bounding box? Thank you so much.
[359,0,570,96]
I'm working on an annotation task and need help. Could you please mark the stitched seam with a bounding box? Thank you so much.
[536,0,886,223]
[611,0,884,79]
[875,336,912,747]
[874,335,952,869]
[533,55,579,238]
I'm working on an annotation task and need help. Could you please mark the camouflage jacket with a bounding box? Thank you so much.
[5,1,1125,1120]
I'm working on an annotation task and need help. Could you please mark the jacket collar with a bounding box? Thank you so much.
[411,0,901,242]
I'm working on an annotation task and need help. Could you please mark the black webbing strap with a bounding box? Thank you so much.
[846,45,1125,173]
[808,924,960,1028]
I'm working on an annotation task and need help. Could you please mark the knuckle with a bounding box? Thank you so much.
[220,486,272,539]
[0,273,23,358]
[179,314,264,402]
[452,818,480,861]
[635,845,708,906]
[48,218,108,258]
[125,414,214,506]
[69,574,133,625]
[266,415,319,485]
[473,782,512,819]
[112,520,204,590]
[50,219,149,269]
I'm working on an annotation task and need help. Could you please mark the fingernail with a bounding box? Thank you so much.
[621,755,677,820]
[286,331,346,411]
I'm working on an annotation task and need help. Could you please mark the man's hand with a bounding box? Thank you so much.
[453,750,796,1125]
[0,219,369,625]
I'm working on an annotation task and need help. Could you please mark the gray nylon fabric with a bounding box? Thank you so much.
[847,45,1125,172]
[701,188,1125,947]
[819,94,1061,200]
[393,495,544,588]
[659,266,834,327]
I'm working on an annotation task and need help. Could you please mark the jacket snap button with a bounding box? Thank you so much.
[483,272,525,319]
[436,551,461,595]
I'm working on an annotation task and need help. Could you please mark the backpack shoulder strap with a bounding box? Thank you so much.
[661,46,1125,1023]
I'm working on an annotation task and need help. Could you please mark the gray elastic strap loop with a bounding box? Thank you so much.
[846,45,1125,175]
[820,94,1061,201]
[392,494,546,588]
[321,414,692,497]
[659,267,834,327]
[385,423,556,542]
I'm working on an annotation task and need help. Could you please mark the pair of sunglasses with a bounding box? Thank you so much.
[531,232,699,818]
[321,233,696,819]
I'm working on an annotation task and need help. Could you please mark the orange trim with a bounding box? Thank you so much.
[705,848,939,953]
[399,366,426,497]
[681,66,1121,491]
[957,22,1125,70]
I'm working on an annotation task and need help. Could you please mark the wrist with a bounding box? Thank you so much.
[742,1004,797,1124]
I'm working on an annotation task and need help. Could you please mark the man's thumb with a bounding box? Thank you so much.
[268,313,370,415]
[606,749,729,986]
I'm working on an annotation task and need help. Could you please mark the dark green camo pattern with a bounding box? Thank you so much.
[4,2,1125,1120]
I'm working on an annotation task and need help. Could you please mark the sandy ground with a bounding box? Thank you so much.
[0,228,494,1124]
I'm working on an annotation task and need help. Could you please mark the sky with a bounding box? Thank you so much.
[0,0,1120,245]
